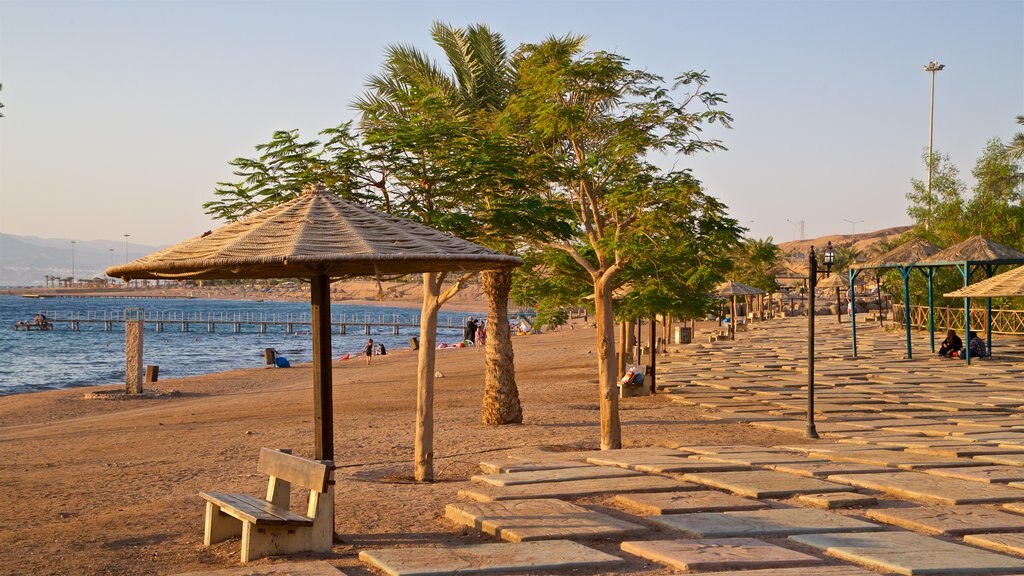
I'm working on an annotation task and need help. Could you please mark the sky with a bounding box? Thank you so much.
[1,0,1021,248]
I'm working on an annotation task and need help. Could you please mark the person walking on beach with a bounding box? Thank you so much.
[363,338,374,365]
[465,317,478,344]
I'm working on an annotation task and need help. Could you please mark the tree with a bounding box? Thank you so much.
[906,151,969,246]
[503,40,738,449]
[732,237,781,293]
[1008,115,1024,161]
[968,138,1024,249]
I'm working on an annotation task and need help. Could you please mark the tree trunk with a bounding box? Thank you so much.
[594,279,621,449]
[481,267,522,425]
[414,272,442,482]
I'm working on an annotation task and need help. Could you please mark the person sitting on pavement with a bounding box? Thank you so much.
[968,331,989,358]
[938,329,963,358]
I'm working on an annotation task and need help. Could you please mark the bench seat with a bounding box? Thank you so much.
[201,491,313,527]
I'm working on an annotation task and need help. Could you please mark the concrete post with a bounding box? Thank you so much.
[125,307,144,395]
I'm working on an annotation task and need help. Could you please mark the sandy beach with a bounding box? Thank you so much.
[0,316,808,576]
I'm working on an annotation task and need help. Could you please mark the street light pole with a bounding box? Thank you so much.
[924,60,945,231]
[123,234,130,288]
[806,241,835,439]
[70,240,76,285]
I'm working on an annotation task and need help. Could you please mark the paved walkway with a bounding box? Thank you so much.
[358,318,1024,575]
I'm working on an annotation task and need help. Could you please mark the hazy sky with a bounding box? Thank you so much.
[1,0,1021,247]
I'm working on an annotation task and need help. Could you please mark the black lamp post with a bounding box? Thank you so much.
[806,241,835,439]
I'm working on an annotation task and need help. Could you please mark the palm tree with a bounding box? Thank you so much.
[1008,115,1024,160]
[355,23,538,481]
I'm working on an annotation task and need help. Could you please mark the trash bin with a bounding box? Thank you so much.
[672,326,692,344]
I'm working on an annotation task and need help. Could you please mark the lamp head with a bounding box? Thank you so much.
[823,241,836,271]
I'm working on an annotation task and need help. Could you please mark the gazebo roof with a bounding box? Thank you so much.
[107,186,521,281]
[717,280,765,297]
[859,238,942,269]
[946,265,1024,298]
[920,236,1024,266]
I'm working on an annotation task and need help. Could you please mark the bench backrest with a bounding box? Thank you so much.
[258,448,333,493]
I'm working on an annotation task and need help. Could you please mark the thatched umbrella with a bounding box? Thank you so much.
[815,272,857,323]
[946,264,1024,297]
[717,281,764,340]
[107,186,520,482]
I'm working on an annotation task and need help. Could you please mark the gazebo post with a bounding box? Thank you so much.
[850,268,858,358]
[310,273,334,461]
[415,272,443,481]
[958,263,971,365]
[900,266,913,359]
[985,264,997,355]
[926,267,935,353]
[835,286,841,324]
[730,295,737,340]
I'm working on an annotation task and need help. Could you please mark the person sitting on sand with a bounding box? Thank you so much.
[375,342,387,356]
[938,329,963,358]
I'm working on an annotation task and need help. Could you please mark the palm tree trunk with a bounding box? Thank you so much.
[481,267,522,425]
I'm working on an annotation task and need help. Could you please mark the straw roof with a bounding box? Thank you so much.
[717,280,765,297]
[859,238,942,269]
[815,273,850,289]
[946,265,1024,297]
[920,235,1024,265]
[107,186,521,280]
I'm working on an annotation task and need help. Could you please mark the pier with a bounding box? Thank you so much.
[17,309,538,335]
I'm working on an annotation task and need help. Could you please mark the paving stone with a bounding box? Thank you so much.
[925,465,1024,484]
[649,508,885,537]
[471,465,641,486]
[458,474,684,501]
[613,490,769,515]
[619,537,822,571]
[767,461,892,478]
[478,460,591,474]
[796,492,877,509]
[586,452,748,474]
[445,499,646,542]
[964,532,1024,557]
[829,471,1024,505]
[682,470,852,498]
[695,452,827,466]
[684,567,880,576]
[791,530,1024,575]
[358,540,625,576]
[809,448,984,470]
[175,562,346,576]
[978,453,1024,467]
[866,505,1024,536]
[905,445,1024,458]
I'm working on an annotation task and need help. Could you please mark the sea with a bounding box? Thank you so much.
[0,295,475,396]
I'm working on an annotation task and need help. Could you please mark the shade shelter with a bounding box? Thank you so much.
[717,281,764,339]
[107,185,521,487]
[919,236,1024,363]
[815,272,860,323]
[848,239,942,358]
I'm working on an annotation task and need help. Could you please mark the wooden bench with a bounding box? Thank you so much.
[201,448,335,563]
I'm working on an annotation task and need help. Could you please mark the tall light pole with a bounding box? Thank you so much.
[844,219,864,235]
[924,60,945,231]
[806,241,835,439]
[70,240,76,285]
[123,234,131,288]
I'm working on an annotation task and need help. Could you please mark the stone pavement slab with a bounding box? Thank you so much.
[613,490,769,515]
[458,474,683,501]
[809,448,984,470]
[649,508,885,537]
[585,452,748,474]
[796,492,877,509]
[358,540,625,576]
[620,537,822,571]
[964,532,1024,557]
[682,470,852,498]
[829,471,1024,505]
[791,530,1024,575]
[471,465,640,486]
[866,505,1024,536]
[925,465,1024,484]
[978,453,1024,467]
[174,562,346,576]
[686,567,880,576]
[478,460,591,474]
[767,461,892,478]
[695,452,827,466]
[445,499,646,542]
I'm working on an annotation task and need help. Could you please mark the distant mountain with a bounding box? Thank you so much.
[0,233,164,286]
[777,226,912,257]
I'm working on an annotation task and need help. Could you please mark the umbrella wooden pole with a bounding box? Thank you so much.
[311,274,334,461]
[835,286,842,324]
[415,272,443,481]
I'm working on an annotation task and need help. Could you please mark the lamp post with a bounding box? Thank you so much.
[70,240,76,286]
[924,60,944,231]
[123,234,130,288]
[806,241,835,439]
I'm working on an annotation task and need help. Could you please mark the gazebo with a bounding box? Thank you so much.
[106,185,521,493]
[717,280,764,339]
[849,239,941,358]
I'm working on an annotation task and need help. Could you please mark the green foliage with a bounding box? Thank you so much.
[905,151,969,245]
[731,237,781,293]
[831,245,861,275]
[967,138,1024,247]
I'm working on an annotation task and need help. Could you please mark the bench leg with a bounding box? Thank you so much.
[241,523,313,563]
[204,501,242,545]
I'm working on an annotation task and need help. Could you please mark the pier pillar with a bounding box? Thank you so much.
[393,324,400,335]
[156,322,164,333]
[364,324,371,335]
[181,322,189,333]
[207,322,215,333]
[259,323,267,334]
[125,307,144,395]
[105,320,113,331]
[287,323,294,334]
[339,324,346,335]
[233,323,241,333]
